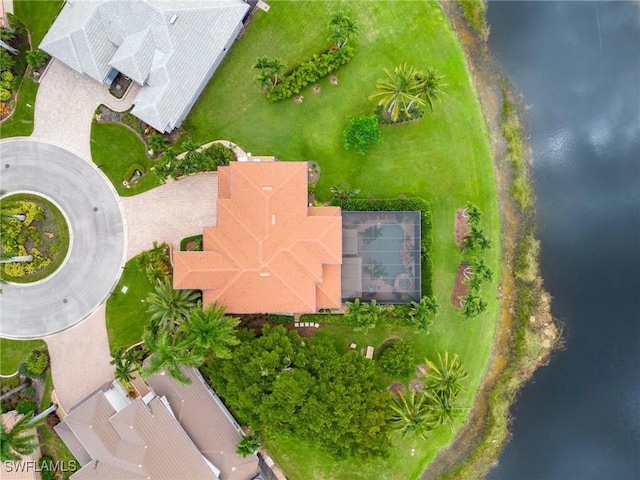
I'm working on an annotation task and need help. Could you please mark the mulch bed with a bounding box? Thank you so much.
[387,382,406,399]
[409,379,425,392]
[451,262,470,307]
[455,208,471,248]
[185,241,199,251]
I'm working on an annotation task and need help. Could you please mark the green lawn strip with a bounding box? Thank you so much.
[1,193,70,283]
[90,122,162,197]
[0,78,37,138]
[179,1,499,477]
[106,253,156,352]
[14,0,64,47]
[39,369,53,411]
[0,338,46,376]
[0,1,64,139]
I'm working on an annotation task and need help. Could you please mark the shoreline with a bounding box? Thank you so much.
[422,2,560,478]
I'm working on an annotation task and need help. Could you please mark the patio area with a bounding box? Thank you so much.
[341,211,422,303]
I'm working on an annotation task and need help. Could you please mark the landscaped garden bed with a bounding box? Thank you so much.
[0,193,70,283]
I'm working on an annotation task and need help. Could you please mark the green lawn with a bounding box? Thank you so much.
[0,338,46,376]
[105,253,156,352]
[180,1,499,478]
[90,122,163,196]
[0,1,63,138]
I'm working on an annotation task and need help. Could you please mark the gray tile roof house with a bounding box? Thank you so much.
[40,0,250,132]
[55,370,259,480]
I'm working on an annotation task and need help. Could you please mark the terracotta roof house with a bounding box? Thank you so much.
[39,0,250,132]
[55,370,259,480]
[173,160,342,313]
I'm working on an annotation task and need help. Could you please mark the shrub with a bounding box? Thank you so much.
[23,350,49,378]
[332,197,434,296]
[0,102,10,116]
[515,234,540,283]
[124,163,146,182]
[343,115,382,155]
[1,70,13,82]
[379,340,415,378]
[265,46,354,102]
[0,87,10,101]
[15,399,37,415]
[25,49,49,69]
[0,50,15,72]
[23,386,36,398]
[38,456,57,480]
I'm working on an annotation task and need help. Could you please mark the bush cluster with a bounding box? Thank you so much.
[155,143,234,181]
[19,350,49,379]
[15,399,37,415]
[343,115,382,155]
[379,340,415,378]
[332,197,434,296]
[265,46,354,102]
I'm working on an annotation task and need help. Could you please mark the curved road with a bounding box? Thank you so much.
[0,138,126,338]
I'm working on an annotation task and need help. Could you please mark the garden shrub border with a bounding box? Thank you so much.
[332,197,434,297]
[265,46,355,102]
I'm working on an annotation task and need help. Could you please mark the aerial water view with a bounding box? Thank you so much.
[0,1,638,479]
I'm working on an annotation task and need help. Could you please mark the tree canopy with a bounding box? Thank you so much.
[205,326,391,458]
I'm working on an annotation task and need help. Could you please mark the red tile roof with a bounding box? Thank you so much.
[173,161,342,313]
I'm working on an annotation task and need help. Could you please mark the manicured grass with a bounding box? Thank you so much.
[0,1,63,139]
[14,0,64,47]
[105,253,156,352]
[0,338,46,376]
[180,1,499,478]
[0,77,38,138]
[90,122,163,197]
[1,193,70,283]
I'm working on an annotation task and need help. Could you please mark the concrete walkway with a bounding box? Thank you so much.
[33,59,139,159]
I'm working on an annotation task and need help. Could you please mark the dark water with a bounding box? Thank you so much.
[486,2,640,479]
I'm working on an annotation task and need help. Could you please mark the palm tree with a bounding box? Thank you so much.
[410,296,440,333]
[182,302,240,358]
[109,347,138,383]
[344,298,365,324]
[148,134,168,154]
[236,433,262,458]
[465,274,483,293]
[328,11,359,48]
[461,226,490,254]
[146,278,200,333]
[267,58,286,86]
[464,202,483,225]
[425,352,468,397]
[389,390,434,441]
[358,299,382,334]
[253,55,272,72]
[141,329,204,384]
[423,388,466,432]
[414,67,447,111]
[470,257,493,283]
[255,71,274,92]
[369,64,423,122]
[459,293,487,319]
[0,413,40,462]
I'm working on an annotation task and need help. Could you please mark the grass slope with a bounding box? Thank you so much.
[105,253,156,352]
[0,1,63,138]
[0,338,46,376]
[180,1,500,478]
[90,122,162,197]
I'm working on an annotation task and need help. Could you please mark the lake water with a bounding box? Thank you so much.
[486,2,640,479]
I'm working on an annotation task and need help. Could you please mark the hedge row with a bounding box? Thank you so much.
[155,143,234,181]
[266,46,354,102]
[332,197,434,297]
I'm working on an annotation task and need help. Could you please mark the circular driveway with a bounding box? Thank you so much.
[0,139,125,338]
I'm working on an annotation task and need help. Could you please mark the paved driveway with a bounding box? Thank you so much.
[0,139,125,338]
[121,173,218,259]
[32,59,139,159]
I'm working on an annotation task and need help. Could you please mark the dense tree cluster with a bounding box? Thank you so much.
[205,325,392,458]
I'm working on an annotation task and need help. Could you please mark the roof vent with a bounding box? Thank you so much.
[259,272,270,278]
[271,214,276,224]
[169,14,178,25]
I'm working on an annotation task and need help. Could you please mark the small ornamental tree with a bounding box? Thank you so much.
[21,351,49,379]
[236,434,261,458]
[25,50,49,69]
[343,115,382,155]
[379,340,415,378]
